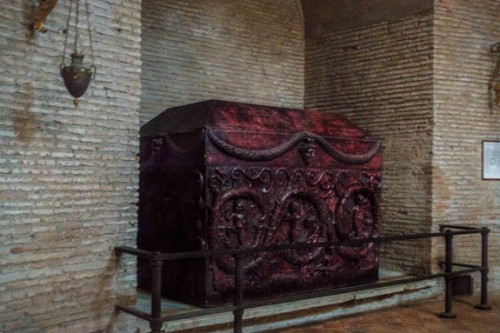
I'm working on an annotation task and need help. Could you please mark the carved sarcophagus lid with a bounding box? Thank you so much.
[138,100,382,308]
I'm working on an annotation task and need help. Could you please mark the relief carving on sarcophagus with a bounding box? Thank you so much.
[138,100,382,307]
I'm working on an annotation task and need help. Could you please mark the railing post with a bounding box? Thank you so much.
[233,253,245,333]
[439,229,456,319]
[474,227,492,311]
[150,252,163,333]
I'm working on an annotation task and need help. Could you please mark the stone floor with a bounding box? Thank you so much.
[138,270,443,332]
[266,293,499,333]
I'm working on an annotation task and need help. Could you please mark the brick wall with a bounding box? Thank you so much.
[1,2,497,332]
[433,0,500,290]
[305,13,435,274]
[140,0,304,124]
[0,1,141,332]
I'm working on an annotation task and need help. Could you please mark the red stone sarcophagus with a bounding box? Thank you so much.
[138,100,382,308]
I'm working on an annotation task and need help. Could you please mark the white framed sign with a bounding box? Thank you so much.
[482,140,500,180]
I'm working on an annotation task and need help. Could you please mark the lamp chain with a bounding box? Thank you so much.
[74,0,80,54]
[85,0,96,76]
[60,0,74,67]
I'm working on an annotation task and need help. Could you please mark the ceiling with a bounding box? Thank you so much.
[301,0,434,38]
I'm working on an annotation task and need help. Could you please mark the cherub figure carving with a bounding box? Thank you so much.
[337,191,376,260]
[223,198,265,249]
[227,199,248,246]
[274,198,325,266]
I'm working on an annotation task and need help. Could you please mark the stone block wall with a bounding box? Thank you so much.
[433,0,500,289]
[305,13,435,274]
[140,0,304,124]
[0,1,141,332]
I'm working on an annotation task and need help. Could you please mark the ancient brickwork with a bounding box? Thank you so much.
[0,1,141,332]
[1,1,498,332]
[140,0,304,124]
[433,0,500,289]
[305,13,435,274]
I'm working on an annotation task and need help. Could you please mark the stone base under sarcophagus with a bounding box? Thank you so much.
[138,100,382,308]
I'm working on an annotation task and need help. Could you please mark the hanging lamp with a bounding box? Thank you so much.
[60,0,96,107]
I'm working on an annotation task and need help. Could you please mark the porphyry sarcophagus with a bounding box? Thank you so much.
[138,100,382,307]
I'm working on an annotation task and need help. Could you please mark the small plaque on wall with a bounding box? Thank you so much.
[482,140,500,180]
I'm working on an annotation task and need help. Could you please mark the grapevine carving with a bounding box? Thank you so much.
[208,166,381,293]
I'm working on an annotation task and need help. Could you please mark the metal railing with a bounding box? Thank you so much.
[115,225,492,333]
